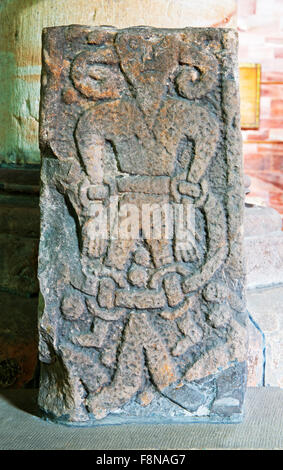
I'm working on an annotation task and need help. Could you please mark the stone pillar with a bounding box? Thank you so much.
[0,0,237,165]
[38,25,247,424]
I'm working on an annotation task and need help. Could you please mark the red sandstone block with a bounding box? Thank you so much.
[243,152,261,161]
[260,118,283,127]
[262,71,283,82]
[256,145,283,171]
[271,99,283,117]
[261,85,283,99]
[258,172,283,190]
[271,156,283,171]
[243,157,262,172]
[244,154,271,172]
[257,142,283,153]
[246,130,270,141]
[251,150,283,172]
[245,170,283,214]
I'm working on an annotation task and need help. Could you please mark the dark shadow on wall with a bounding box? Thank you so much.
[0,388,40,418]
[0,1,56,391]
[0,167,40,390]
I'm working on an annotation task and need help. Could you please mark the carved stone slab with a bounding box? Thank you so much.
[38,26,247,424]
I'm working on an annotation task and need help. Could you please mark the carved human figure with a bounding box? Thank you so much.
[38,26,247,423]
[65,31,230,418]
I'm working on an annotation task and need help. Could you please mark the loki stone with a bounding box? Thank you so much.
[38,25,247,424]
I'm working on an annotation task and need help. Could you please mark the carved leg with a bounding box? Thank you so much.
[87,313,145,419]
[87,312,177,419]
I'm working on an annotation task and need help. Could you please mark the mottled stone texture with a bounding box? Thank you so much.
[38,26,247,424]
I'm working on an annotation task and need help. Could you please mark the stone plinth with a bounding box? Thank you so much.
[38,26,247,424]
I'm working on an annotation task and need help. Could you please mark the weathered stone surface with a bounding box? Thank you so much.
[38,26,247,424]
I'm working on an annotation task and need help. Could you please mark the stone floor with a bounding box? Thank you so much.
[0,387,282,449]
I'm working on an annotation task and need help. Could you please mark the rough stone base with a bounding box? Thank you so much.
[39,363,246,426]
[1,388,282,450]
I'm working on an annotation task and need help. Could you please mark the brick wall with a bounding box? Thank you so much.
[238,0,283,215]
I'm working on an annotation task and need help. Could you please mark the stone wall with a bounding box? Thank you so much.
[238,0,283,215]
[245,205,283,388]
[238,0,283,389]
[0,168,39,387]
